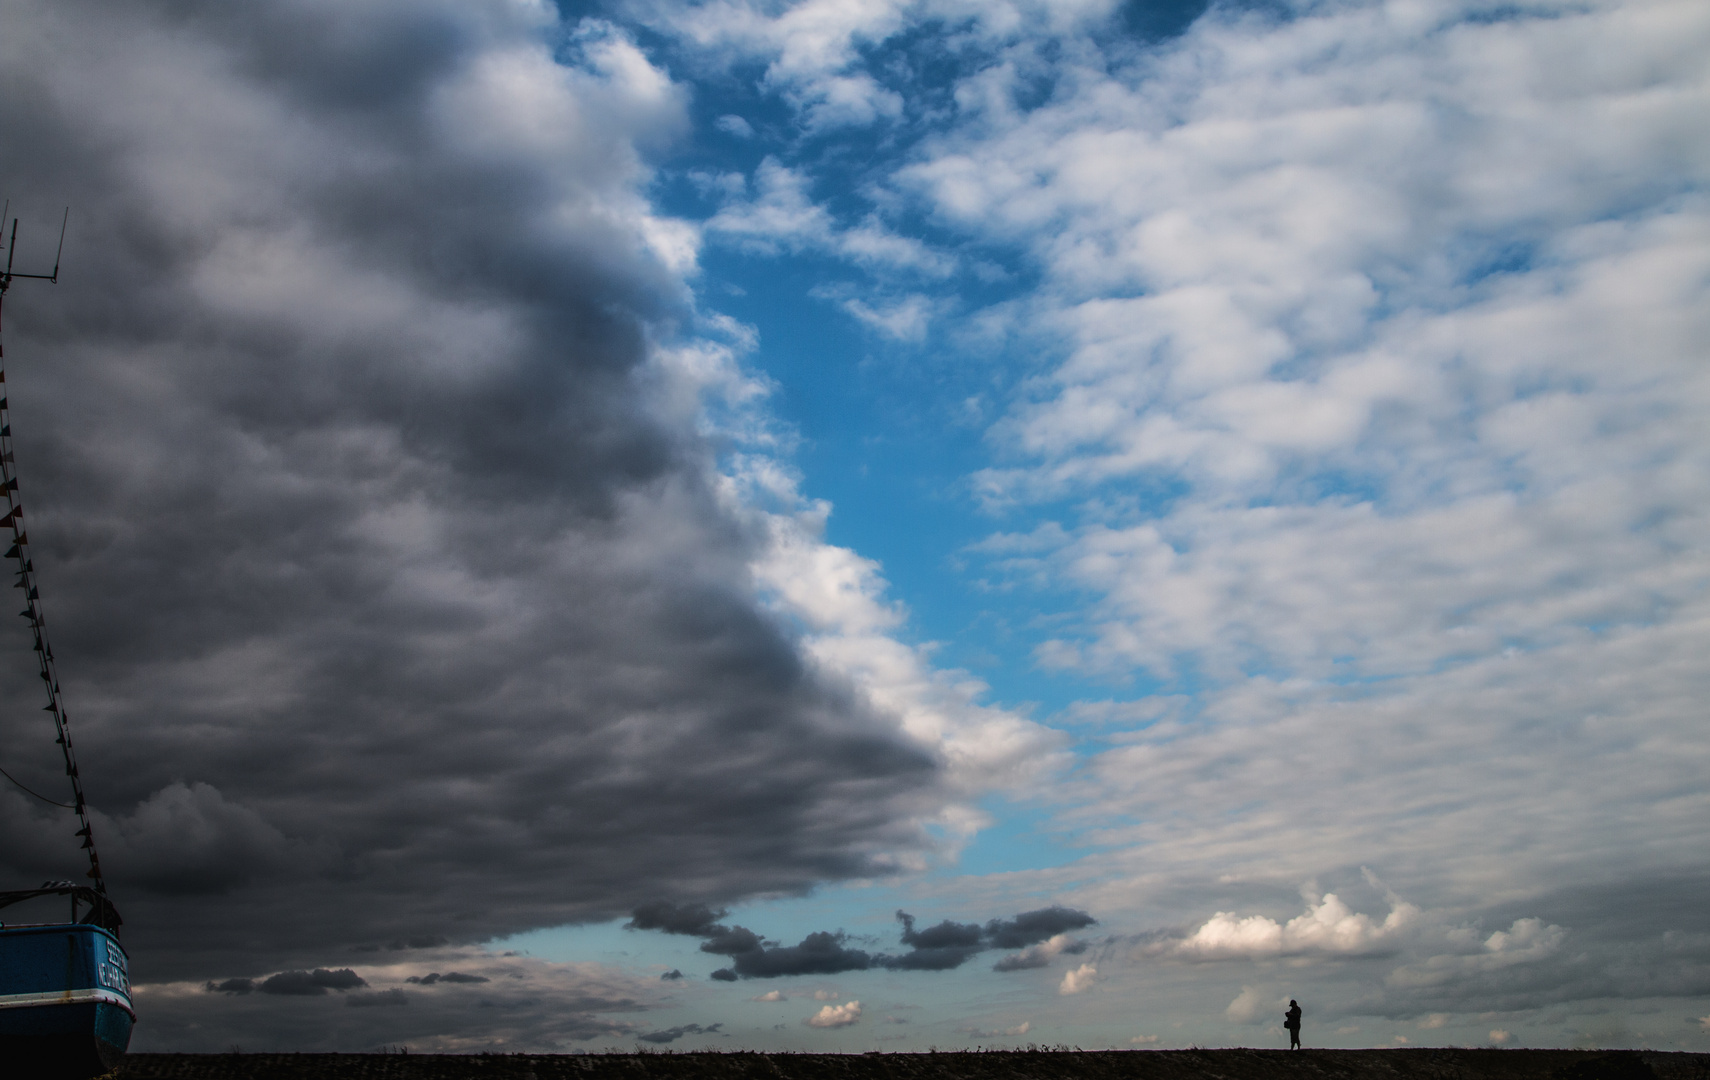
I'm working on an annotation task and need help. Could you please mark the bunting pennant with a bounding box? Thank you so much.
[0,290,110,896]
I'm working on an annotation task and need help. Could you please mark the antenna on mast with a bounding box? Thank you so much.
[0,208,69,292]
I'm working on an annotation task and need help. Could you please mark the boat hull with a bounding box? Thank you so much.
[0,923,133,1079]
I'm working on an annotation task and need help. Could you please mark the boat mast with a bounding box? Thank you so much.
[0,209,109,899]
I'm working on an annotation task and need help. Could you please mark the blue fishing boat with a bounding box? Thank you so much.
[0,211,133,1078]
[0,884,132,1076]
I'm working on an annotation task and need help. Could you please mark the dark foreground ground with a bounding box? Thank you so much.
[113,1049,1710,1080]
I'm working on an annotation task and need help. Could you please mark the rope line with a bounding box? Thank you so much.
[0,762,76,808]
[0,259,108,894]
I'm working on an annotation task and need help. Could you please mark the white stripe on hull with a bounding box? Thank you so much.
[0,987,135,1018]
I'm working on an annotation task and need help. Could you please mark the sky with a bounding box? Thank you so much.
[0,0,1705,1056]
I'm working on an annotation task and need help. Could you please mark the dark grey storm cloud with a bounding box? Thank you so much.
[629,903,1096,978]
[206,968,369,996]
[707,929,874,981]
[259,968,370,996]
[405,971,489,985]
[0,0,947,1041]
[888,911,985,971]
[628,901,730,937]
[982,907,1099,950]
[155,947,652,1051]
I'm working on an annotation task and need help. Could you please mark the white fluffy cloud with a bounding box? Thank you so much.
[727,456,1068,824]
[806,999,863,1027]
[917,0,1710,944]
[1172,887,1419,959]
[628,0,1710,1043]
[1224,985,1272,1024]
[1058,962,1097,994]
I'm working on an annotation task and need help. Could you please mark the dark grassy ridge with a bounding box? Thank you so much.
[114,1049,1710,1080]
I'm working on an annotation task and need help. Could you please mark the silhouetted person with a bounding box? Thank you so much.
[1284,1000,1302,1049]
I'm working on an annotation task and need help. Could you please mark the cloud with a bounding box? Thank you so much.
[963,1020,1030,1038]
[1385,918,1569,990]
[806,1000,862,1028]
[887,910,986,971]
[991,933,1088,972]
[637,1023,723,1044]
[751,990,784,1001]
[1224,986,1267,1024]
[255,969,368,997]
[705,929,874,981]
[1490,1030,1514,1045]
[0,0,1057,1051]
[1169,887,1418,960]
[1130,1035,1159,1045]
[627,902,731,937]
[625,0,1710,1042]
[631,903,1095,978]
[984,907,1099,950]
[1058,963,1096,995]
[832,294,937,342]
[714,114,754,138]
[880,0,1710,1020]
[155,948,656,1053]
[661,970,685,981]
[404,972,490,986]
[707,161,953,276]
